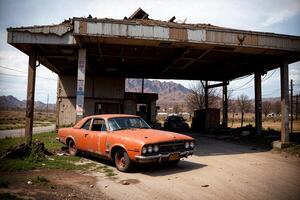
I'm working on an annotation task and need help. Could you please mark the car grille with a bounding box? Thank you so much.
[159,141,186,154]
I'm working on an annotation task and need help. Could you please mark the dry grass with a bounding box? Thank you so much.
[0,110,55,130]
[156,112,300,132]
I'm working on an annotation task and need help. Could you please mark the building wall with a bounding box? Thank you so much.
[57,75,125,126]
[124,99,137,115]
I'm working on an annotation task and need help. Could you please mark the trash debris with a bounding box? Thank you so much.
[201,184,209,187]
[1,140,53,160]
[241,130,250,137]
[90,184,94,188]
[56,152,66,156]
[120,180,130,185]
[68,193,77,197]
[42,163,46,166]
[27,181,32,185]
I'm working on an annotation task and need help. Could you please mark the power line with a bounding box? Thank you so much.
[0,72,56,81]
[262,68,278,82]
[0,66,56,81]
[229,76,254,91]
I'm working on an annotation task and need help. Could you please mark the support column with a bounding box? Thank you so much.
[141,78,144,94]
[222,81,228,128]
[25,52,37,145]
[76,49,86,122]
[280,62,289,142]
[255,72,262,135]
[204,80,208,110]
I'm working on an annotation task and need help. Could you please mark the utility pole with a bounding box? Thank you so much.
[290,79,293,133]
[46,93,49,118]
[296,94,298,120]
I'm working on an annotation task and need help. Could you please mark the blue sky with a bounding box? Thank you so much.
[0,0,299,103]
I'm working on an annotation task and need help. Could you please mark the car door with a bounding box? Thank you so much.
[76,118,93,151]
[89,118,108,155]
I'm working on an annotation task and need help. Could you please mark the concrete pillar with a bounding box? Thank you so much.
[76,49,86,122]
[280,62,289,142]
[25,52,37,144]
[222,81,228,128]
[254,72,262,135]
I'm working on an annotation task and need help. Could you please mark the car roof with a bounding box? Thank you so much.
[74,114,140,128]
[87,114,139,119]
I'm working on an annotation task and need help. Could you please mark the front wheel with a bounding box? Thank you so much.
[114,149,133,172]
[68,139,78,156]
[167,159,180,167]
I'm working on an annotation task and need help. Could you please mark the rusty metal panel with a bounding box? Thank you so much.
[187,29,206,42]
[86,22,170,40]
[79,21,87,34]
[169,28,188,41]
[243,34,258,46]
[8,32,75,44]
[257,36,300,50]
[153,26,169,39]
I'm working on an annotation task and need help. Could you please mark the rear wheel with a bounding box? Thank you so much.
[114,149,133,172]
[68,139,78,156]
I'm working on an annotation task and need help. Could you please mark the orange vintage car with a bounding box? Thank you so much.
[57,114,195,172]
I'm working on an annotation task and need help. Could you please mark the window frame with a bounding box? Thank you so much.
[81,118,92,130]
[90,118,107,132]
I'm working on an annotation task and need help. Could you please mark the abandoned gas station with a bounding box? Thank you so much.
[7,8,300,146]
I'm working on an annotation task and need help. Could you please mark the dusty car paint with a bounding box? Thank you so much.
[57,114,195,163]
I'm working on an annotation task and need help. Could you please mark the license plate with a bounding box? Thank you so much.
[169,153,179,161]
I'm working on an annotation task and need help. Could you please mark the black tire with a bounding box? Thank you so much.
[68,139,78,156]
[167,159,180,167]
[114,149,133,172]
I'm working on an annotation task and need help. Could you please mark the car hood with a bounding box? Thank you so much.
[112,128,194,144]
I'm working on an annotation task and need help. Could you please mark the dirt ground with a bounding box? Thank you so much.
[1,135,300,200]
[0,169,111,200]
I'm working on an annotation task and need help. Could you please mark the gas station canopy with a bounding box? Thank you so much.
[7,9,300,81]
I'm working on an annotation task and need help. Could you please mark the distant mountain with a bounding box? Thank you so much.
[0,95,55,111]
[125,79,191,107]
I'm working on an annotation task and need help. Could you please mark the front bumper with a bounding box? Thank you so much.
[135,150,194,163]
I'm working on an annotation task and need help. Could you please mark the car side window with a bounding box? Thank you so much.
[91,119,107,131]
[81,119,91,130]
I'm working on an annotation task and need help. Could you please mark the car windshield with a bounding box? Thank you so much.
[168,116,184,122]
[107,117,151,131]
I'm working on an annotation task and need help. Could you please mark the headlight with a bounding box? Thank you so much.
[153,145,159,152]
[190,141,195,148]
[148,145,153,153]
[185,141,189,149]
[142,146,147,154]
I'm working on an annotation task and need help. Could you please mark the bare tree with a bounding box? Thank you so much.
[272,101,281,114]
[173,103,182,113]
[262,101,272,117]
[237,94,251,127]
[227,90,237,127]
[186,81,219,112]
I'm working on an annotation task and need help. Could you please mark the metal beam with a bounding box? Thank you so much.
[280,62,289,142]
[254,72,262,135]
[76,49,86,121]
[179,49,211,70]
[205,80,208,110]
[207,81,229,89]
[222,81,228,128]
[162,48,189,73]
[25,51,37,145]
